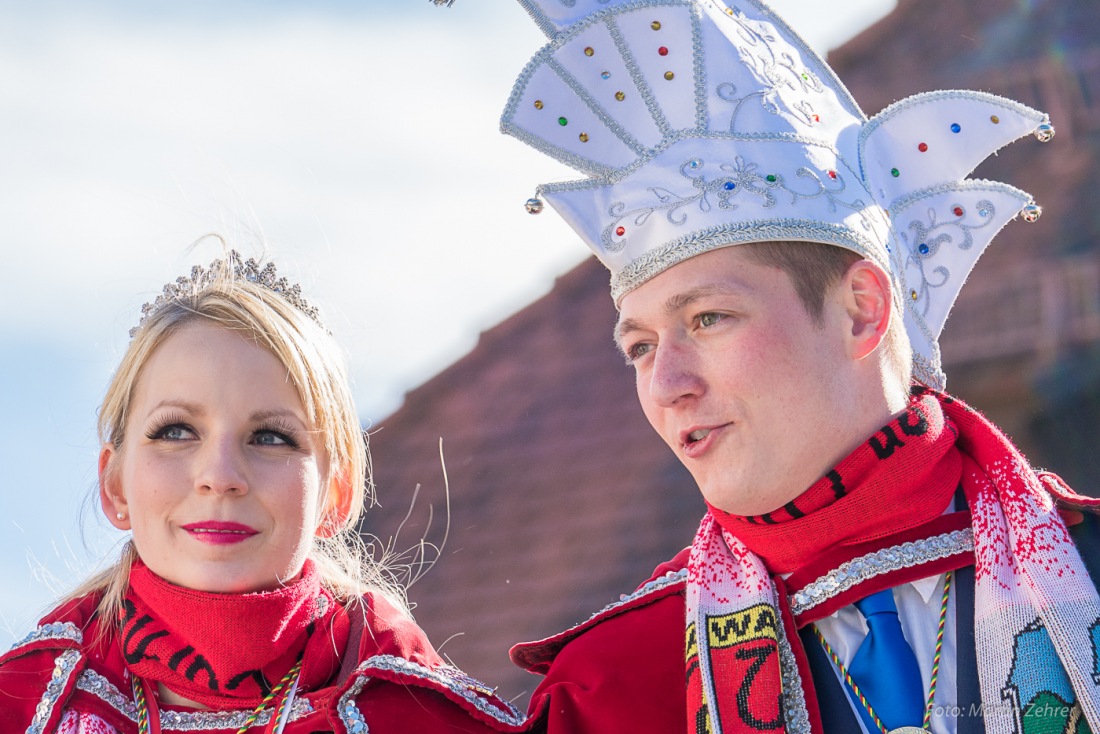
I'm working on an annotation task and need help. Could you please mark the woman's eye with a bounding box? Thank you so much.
[253,429,299,449]
[254,431,288,446]
[151,424,195,441]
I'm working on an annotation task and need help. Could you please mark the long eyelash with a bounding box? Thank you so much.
[145,413,189,440]
[257,419,302,448]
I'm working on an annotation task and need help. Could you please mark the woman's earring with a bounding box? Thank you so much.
[116,512,126,521]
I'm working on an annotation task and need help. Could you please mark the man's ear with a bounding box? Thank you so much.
[99,444,131,531]
[842,259,893,361]
[316,470,355,539]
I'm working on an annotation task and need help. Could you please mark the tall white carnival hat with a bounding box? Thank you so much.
[497,0,1053,389]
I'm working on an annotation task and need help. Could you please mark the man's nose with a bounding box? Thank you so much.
[647,341,705,408]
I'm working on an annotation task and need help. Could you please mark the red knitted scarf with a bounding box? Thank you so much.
[709,391,960,575]
[684,390,1100,734]
[123,559,349,709]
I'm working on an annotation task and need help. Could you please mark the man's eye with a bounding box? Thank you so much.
[698,312,724,328]
[626,342,654,363]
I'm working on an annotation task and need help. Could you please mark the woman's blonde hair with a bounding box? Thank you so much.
[66,253,403,625]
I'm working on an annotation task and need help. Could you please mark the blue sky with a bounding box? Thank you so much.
[0,0,895,643]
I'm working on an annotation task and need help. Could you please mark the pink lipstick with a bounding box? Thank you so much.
[182,521,258,545]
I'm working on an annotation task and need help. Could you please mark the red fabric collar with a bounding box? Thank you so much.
[122,559,349,710]
[708,394,960,574]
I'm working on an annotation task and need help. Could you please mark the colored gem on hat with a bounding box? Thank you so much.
[724,181,736,190]
[615,91,626,101]
[658,46,669,56]
[918,243,929,255]
[891,168,900,178]
[910,290,919,300]
[1022,203,1042,222]
[689,159,701,169]
[664,71,675,80]
[534,100,544,110]
[1036,123,1055,142]
[601,71,611,80]
[558,116,568,126]
[827,170,837,179]
[953,206,965,217]
[579,132,589,142]
[812,114,820,123]
[950,122,961,133]
[584,47,594,57]
[990,115,1000,124]
[978,206,989,217]
[918,142,928,152]
[766,174,777,183]
[524,198,544,215]
[616,226,626,236]
[651,20,662,30]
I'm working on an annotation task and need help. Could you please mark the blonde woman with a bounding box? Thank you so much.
[0,251,525,734]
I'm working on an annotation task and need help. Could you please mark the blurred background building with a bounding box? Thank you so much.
[361,0,1100,707]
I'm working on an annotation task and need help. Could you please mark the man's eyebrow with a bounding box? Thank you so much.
[614,283,743,346]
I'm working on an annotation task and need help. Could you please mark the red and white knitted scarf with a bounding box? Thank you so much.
[685,390,1100,733]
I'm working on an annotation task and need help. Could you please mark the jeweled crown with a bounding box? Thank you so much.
[130,251,323,338]
[501,0,1053,389]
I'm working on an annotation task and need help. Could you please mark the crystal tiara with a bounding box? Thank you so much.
[130,250,323,338]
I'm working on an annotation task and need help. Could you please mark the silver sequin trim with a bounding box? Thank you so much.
[26,649,81,734]
[9,622,82,653]
[776,624,812,734]
[73,669,314,730]
[610,218,885,302]
[788,529,973,616]
[568,568,687,635]
[337,674,371,734]
[355,655,526,727]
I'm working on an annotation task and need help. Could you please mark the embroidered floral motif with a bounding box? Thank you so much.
[601,154,868,252]
[901,199,997,318]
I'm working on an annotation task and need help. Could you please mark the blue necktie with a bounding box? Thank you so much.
[847,589,925,732]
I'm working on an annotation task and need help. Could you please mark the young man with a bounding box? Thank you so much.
[495,1,1100,732]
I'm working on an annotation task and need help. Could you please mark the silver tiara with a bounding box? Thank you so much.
[130,251,323,338]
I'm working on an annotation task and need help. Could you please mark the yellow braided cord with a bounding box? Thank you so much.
[924,570,953,729]
[813,626,889,734]
[234,656,304,734]
[132,678,150,734]
[268,658,304,733]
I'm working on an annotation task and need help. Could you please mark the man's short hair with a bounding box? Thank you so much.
[740,241,913,388]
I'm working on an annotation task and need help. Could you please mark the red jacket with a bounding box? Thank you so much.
[511,549,691,734]
[0,592,526,734]
[511,499,1100,734]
